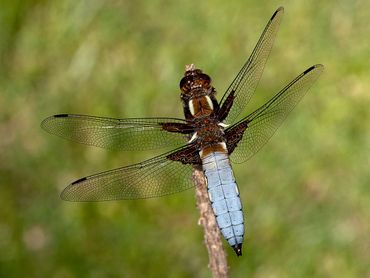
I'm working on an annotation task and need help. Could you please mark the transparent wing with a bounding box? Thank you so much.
[61,146,198,201]
[41,114,191,151]
[229,64,324,163]
[219,7,284,124]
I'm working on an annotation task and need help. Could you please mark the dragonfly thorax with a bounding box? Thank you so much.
[180,65,219,120]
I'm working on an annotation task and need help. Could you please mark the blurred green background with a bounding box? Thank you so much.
[1,0,369,277]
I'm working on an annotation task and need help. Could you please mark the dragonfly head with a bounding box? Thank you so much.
[180,65,213,101]
[180,65,218,120]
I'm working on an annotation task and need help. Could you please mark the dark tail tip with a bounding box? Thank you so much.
[233,243,242,256]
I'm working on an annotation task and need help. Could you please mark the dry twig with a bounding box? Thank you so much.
[193,166,229,278]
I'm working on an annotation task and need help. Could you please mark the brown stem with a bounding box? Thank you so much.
[193,166,229,278]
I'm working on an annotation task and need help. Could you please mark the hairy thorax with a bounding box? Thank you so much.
[192,116,225,150]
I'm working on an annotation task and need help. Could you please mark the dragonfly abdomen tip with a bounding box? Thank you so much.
[233,243,243,256]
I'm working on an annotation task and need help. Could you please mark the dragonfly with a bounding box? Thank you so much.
[41,7,323,256]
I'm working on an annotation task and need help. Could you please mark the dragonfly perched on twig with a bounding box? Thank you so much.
[41,7,323,256]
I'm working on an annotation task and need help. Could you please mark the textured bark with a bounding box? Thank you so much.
[193,166,229,278]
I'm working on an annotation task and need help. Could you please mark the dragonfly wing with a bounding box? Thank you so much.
[228,64,324,164]
[219,7,284,124]
[61,146,199,201]
[41,114,191,151]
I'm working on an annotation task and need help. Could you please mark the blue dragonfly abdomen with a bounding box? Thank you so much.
[201,145,244,256]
